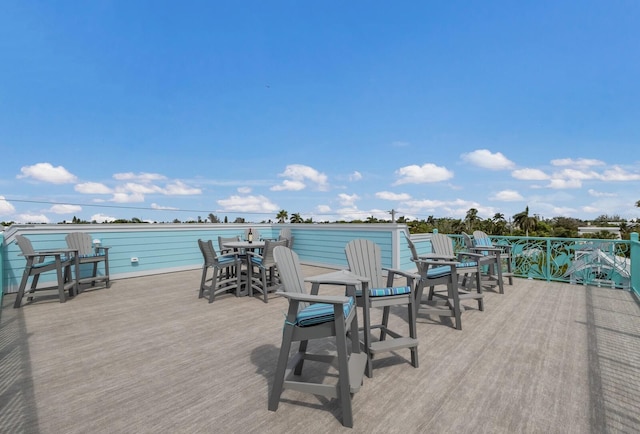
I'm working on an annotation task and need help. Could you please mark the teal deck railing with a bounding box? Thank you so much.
[1,225,638,300]
[449,234,634,290]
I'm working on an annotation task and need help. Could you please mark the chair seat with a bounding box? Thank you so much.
[296,297,355,327]
[32,258,67,268]
[355,285,411,297]
[427,266,451,278]
[78,253,104,258]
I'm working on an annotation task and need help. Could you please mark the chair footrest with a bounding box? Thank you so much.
[369,337,418,354]
[348,352,368,394]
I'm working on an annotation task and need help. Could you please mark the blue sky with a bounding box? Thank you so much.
[1,1,639,224]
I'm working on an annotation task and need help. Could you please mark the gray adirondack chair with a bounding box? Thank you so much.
[13,234,76,307]
[472,230,514,292]
[246,239,288,302]
[430,233,484,311]
[65,232,110,290]
[197,239,242,303]
[345,239,419,377]
[277,227,294,249]
[270,246,367,428]
[403,233,467,330]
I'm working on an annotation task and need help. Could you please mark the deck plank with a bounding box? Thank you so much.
[1,267,639,433]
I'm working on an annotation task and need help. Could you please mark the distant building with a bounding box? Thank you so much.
[578,225,621,239]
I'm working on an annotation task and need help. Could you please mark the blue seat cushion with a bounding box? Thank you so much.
[32,258,65,268]
[427,265,451,278]
[457,261,478,268]
[217,257,237,266]
[296,297,355,327]
[355,285,412,297]
[250,256,263,266]
[78,253,104,258]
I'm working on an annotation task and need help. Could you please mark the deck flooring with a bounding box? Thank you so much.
[1,266,639,433]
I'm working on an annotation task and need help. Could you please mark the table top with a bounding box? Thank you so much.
[304,269,370,285]
[223,240,266,249]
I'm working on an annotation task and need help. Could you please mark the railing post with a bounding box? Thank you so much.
[546,237,551,281]
[0,232,4,307]
[631,232,640,298]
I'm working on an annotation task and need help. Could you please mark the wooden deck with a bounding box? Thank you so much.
[1,266,639,433]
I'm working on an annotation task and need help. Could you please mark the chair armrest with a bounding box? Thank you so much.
[275,292,351,305]
[382,267,421,281]
[457,252,484,260]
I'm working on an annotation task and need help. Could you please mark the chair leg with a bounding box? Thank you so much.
[269,324,295,412]
[92,262,99,286]
[361,294,373,378]
[54,257,67,303]
[407,295,419,368]
[104,255,111,288]
[293,340,309,376]
[208,269,220,303]
[334,315,354,428]
[14,263,33,308]
[199,266,208,299]
[380,306,390,341]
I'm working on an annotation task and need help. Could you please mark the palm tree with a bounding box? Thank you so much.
[276,209,288,223]
[513,206,538,237]
[290,213,303,223]
[464,208,480,232]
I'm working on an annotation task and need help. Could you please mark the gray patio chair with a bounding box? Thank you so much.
[471,230,514,292]
[246,239,288,302]
[65,232,110,290]
[13,234,76,307]
[403,233,467,330]
[218,235,241,278]
[430,233,484,311]
[197,239,242,303]
[277,227,294,249]
[345,239,419,377]
[271,246,367,428]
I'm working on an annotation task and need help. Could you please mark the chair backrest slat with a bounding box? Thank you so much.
[198,239,219,265]
[273,246,308,310]
[345,239,385,288]
[431,233,455,257]
[15,234,35,256]
[66,232,94,255]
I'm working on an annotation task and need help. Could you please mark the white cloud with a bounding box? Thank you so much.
[550,158,605,168]
[461,149,515,170]
[547,178,583,189]
[18,162,77,184]
[512,168,549,180]
[553,168,599,180]
[272,164,329,191]
[270,179,306,191]
[163,181,202,195]
[393,163,454,185]
[0,196,16,215]
[316,205,332,213]
[588,189,616,198]
[376,191,411,201]
[16,213,49,224]
[111,192,145,203]
[601,166,640,181]
[91,213,116,223]
[349,171,363,181]
[217,195,280,213]
[237,187,252,194]
[75,182,112,194]
[113,172,167,181]
[118,182,161,195]
[151,203,179,210]
[491,190,524,201]
[49,204,82,214]
[338,193,360,206]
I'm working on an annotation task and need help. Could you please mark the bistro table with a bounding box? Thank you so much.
[221,240,266,296]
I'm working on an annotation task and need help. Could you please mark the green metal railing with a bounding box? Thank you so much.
[630,233,640,298]
[450,233,633,290]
